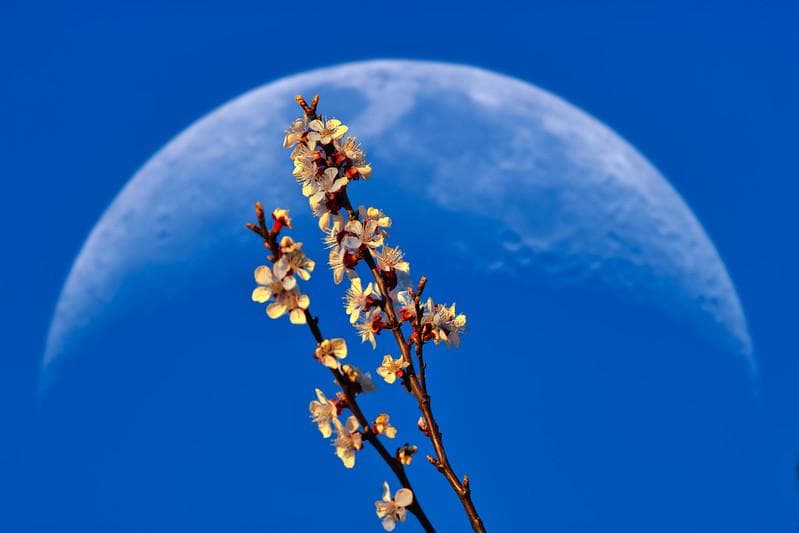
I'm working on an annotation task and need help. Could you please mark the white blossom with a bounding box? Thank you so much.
[344,277,378,324]
[376,354,409,384]
[307,118,348,145]
[375,482,413,531]
[373,413,397,439]
[372,245,410,273]
[341,219,384,254]
[309,388,338,438]
[422,299,467,347]
[355,308,384,349]
[333,415,362,468]
[314,338,347,369]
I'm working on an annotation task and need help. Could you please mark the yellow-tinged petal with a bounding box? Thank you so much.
[254,265,271,285]
[394,488,413,508]
[357,164,372,178]
[331,338,347,358]
[266,302,286,319]
[298,294,310,309]
[309,119,324,132]
[319,423,332,439]
[341,452,355,469]
[289,308,306,324]
[251,286,272,303]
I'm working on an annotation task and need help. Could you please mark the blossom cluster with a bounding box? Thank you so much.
[308,383,399,470]
[276,102,475,530]
[250,210,313,324]
[283,112,467,356]
[247,98,480,531]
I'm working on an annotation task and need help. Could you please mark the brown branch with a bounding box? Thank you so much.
[410,276,429,394]
[247,205,435,532]
[338,191,486,533]
[292,94,485,530]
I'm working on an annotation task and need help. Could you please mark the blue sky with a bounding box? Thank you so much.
[1,1,797,531]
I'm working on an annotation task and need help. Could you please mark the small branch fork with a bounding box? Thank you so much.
[293,95,486,532]
[247,203,435,532]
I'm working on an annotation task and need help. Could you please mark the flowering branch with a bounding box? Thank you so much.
[246,205,434,532]
[248,94,486,531]
[338,189,486,533]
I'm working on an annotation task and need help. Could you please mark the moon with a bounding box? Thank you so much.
[44,59,750,373]
[36,60,756,531]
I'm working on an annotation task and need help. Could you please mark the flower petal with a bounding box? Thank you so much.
[266,302,286,318]
[394,488,413,508]
[282,276,297,290]
[254,265,271,285]
[381,516,396,532]
[331,338,347,358]
[298,294,310,309]
[289,308,306,324]
[251,286,272,303]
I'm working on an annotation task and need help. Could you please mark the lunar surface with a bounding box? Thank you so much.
[44,60,750,373]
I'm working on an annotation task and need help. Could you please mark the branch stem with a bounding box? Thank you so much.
[339,191,486,533]
[249,208,435,532]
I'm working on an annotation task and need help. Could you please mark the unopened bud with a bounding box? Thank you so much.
[417,416,430,437]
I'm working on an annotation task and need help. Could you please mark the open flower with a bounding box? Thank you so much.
[375,482,413,531]
[328,247,359,285]
[423,299,467,347]
[344,277,378,324]
[307,118,348,145]
[339,136,366,164]
[373,413,397,439]
[274,238,316,281]
[309,388,339,438]
[376,354,409,384]
[336,137,373,179]
[278,290,311,324]
[396,444,418,465]
[251,265,297,313]
[355,308,386,349]
[293,157,318,182]
[306,167,349,203]
[332,415,362,468]
[395,290,416,322]
[282,117,307,148]
[341,219,384,253]
[314,338,347,369]
[372,245,410,273]
[339,364,377,394]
